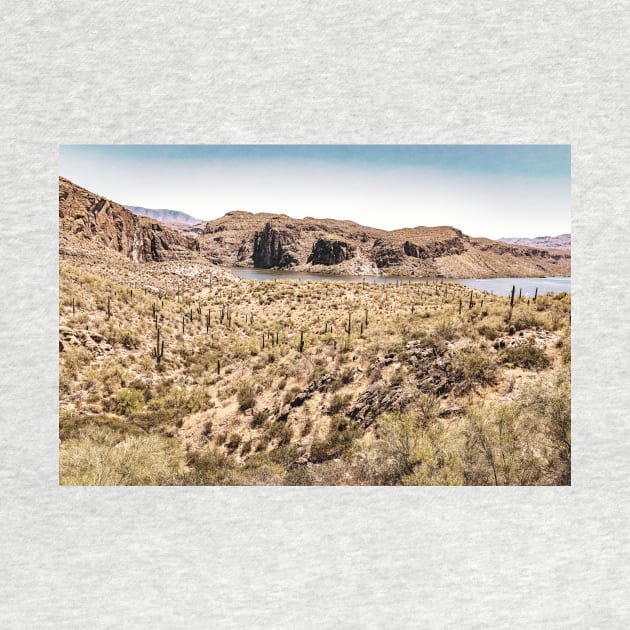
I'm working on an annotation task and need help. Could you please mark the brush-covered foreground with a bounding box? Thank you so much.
[59,257,570,485]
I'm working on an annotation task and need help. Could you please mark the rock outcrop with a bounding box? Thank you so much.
[252,222,298,268]
[58,326,113,356]
[403,236,466,259]
[307,238,355,265]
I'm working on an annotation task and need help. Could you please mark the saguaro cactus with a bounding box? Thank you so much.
[507,285,516,322]
[153,328,164,365]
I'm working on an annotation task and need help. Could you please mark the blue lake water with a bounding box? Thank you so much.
[230,268,570,297]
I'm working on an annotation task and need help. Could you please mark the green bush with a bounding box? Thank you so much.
[266,421,293,446]
[119,327,140,349]
[185,449,238,485]
[237,382,256,412]
[477,324,499,340]
[512,312,543,332]
[500,344,550,370]
[268,444,300,467]
[114,388,144,416]
[326,392,352,415]
[250,409,269,428]
[309,416,362,463]
[451,347,497,392]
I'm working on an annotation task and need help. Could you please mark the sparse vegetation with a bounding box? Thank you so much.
[59,252,570,485]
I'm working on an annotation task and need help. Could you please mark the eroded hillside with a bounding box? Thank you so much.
[59,256,570,485]
[199,212,570,277]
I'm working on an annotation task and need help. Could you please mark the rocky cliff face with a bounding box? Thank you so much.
[403,236,466,260]
[59,177,200,262]
[307,238,355,265]
[252,222,298,268]
[196,212,570,277]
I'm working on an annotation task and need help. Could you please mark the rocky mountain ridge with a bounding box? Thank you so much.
[60,178,570,277]
[125,205,206,235]
[124,205,203,226]
[60,177,201,262]
[499,234,571,250]
[199,212,570,277]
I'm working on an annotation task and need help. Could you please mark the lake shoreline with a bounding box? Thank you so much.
[226,264,569,281]
[228,267,570,296]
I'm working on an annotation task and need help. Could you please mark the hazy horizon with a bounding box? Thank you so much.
[59,145,571,239]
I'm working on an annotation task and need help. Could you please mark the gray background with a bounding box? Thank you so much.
[1,1,628,627]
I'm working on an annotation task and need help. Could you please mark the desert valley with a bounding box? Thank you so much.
[59,176,571,485]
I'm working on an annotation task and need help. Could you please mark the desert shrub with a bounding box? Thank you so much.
[285,466,313,486]
[477,324,499,341]
[119,327,140,349]
[519,368,571,484]
[184,448,238,485]
[237,382,256,411]
[462,404,544,486]
[128,409,177,431]
[266,421,293,446]
[415,393,440,429]
[326,392,352,415]
[512,312,543,332]
[250,409,269,428]
[434,317,459,341]
[268,444,300,467]
[389,367,405,387]
[450,347,497,392]
[340,367,354,385]
[202,420,213,437]
[282,386,301,405]
[309,416,362,463]
[59,411,143,442]
[308,364,327,383]
[225,433,241,452]
[501,345,550,370]
[114,388,144,416]
[239,454,285,485]
[560,335,571,365]
[60,345,93,378]
[59,426,183,485]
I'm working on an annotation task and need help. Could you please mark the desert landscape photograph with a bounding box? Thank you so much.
[58,144,571,485]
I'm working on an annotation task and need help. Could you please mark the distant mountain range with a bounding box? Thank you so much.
[124,205,206,234]
[499,234,571,250]
[60,177,570,277]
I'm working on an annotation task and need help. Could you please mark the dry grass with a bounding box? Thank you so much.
[59,256,571,485]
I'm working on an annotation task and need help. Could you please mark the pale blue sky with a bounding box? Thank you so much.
[59,145,570,238]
